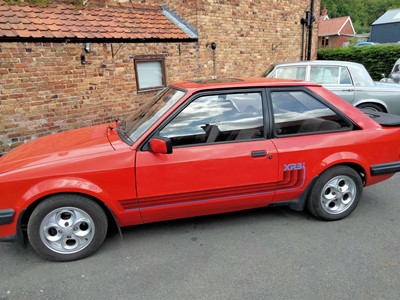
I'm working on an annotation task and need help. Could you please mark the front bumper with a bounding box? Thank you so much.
[0,209,14,225]
[0,234,17,242]
[0,209,17,242]
[0,209,26,244]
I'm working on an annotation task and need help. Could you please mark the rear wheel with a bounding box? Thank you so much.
[307,166,363,221]
[357,103,385,113]
[27,194,108,261]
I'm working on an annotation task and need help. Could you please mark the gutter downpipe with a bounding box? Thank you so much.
[306,0,315,61]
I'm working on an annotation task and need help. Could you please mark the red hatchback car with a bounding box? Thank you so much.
[1,78,400,261]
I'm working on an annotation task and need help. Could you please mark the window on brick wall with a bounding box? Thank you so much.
[134,55,167,92]
[320,37,330,48]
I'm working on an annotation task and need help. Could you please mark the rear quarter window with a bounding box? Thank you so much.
[271,90,351,136]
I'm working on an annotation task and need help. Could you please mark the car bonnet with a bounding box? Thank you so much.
[0,124,113,174]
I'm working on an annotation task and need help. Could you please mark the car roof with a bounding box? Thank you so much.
[271,60,363,68]
[171,77,319,91]
[355,42,376,46]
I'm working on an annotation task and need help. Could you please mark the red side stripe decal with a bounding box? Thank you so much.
[120,169,306,210]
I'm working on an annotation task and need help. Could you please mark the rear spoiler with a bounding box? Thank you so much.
[360,109,400,127]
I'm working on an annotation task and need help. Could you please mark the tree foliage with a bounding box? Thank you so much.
[321,0,400,33]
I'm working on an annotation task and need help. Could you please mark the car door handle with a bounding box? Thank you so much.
[341,89,353,92]
[251,150,267,157]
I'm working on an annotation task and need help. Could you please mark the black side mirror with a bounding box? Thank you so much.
[149,137,173,154]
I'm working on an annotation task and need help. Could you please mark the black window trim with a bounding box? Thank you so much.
[140,88,269,151]
[134,85,188,151]
[265,86,357,138]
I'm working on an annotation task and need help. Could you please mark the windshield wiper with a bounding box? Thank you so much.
[120,120,127,130]
[117,123,134,145]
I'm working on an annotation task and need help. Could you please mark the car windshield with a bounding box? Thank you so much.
[122,87,186,144]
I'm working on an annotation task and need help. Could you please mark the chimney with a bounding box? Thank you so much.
[321,6,328,18]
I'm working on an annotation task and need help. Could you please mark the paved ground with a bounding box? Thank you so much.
[1,174,399,300]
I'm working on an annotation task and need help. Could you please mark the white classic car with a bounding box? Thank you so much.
[381,58,400,84]
[266,60,400,114]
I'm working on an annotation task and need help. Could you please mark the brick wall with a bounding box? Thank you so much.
[0,41,199,155]
[341,20,354,35]
[145,0,320,77]
[0,0,320,155]
[331,36,353,48]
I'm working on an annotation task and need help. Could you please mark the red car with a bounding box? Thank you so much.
[1,78,400,261]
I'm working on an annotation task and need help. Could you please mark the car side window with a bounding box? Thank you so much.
[310,66,340,85]
[339,67,352,85]
[273,66,306,80]
[271,91,351,136]
[159,92,264,147]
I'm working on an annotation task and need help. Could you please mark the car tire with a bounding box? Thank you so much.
[27,194,108,261]
[307,166,363,221]
[357,103,385,112]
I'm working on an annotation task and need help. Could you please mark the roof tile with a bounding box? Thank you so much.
[0,0,193,40]
[51,30,65,38]
[101,32,114,39]
[41,31,54,38]
[0,28,8,36]
[10,22,24,30]
[26,30,43,38]
[15,29,30,37]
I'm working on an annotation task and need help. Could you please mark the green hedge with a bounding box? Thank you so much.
[317,45,400,81]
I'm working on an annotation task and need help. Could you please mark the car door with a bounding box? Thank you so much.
[309,65,355,104]
[269,87,354,203]
[135,89,279,223]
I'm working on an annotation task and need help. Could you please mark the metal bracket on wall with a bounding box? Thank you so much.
[272,43,281,53]
[111,44,124,59]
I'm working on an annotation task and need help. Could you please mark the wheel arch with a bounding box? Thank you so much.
[315,162,366,185]
[313,152,368,185]
[338,162,366,185]
[354,100,388,112]
[20,192,121,242]
[276,162,366,212]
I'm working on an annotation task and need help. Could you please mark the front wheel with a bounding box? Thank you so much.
[27,194,108,261]
[307,166,363,221]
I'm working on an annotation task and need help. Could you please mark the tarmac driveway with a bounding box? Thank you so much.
[1,174,399,300]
